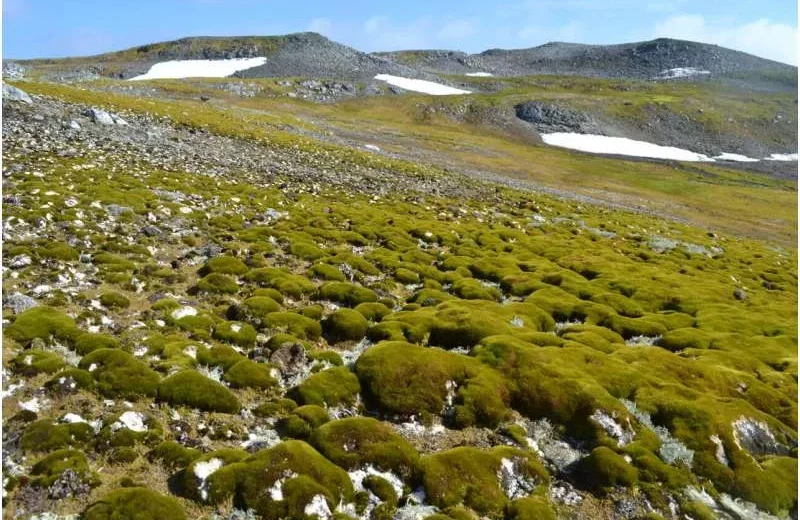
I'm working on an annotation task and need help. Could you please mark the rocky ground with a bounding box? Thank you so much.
[1,79,797,520]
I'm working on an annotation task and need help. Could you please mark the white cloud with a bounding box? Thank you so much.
[307,18,333,36]
[653,15,798,65]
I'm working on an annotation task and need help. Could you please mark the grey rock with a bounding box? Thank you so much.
[2,82,33,104]
[47,469,90,500]
[106,204,132,216]
[69,120,81,130]
[141,225,162,237]
[515,101,596,133]
[9,254,32,268]
[269,342,307,377]
[3,62,26,79]
[3,293,38,314]
[732,417,789,456]
[733,288,748,300]
[82,107,115,125]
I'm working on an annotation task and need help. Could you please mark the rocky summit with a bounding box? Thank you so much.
[1,30,797,520]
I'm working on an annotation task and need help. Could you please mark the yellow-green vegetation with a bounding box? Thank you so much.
[420,446,549,516]
[311,417,419,479]
[2,75,797,520]
[82,487,187,520]
[157,370,241,413]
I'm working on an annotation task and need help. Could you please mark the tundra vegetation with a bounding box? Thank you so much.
[2,70,796,520]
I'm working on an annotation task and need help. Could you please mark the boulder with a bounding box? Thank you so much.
[2,83,33,103]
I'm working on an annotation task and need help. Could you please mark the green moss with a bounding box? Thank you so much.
[99,291,131,309]
[149,441,201,469]
[196,343,245,370]
[265,312,322,340]
[79,348,159,398]
[202,255,249,275]
[278,405,330,439]
[324,309,369,342]
[296,366,361,407]
[11,349,65,376]
[657,328,713,351]
[157,370,241,413]
[228,296,282,327]
[45,368,94,390]
[291,241,325,261]
[31,449,96,487]
[356,341,512,427]
[253,287,285,304]
[354,302,392,322]
[224,359,278,389]
[420,446,548,516]
[507,496,556,520]
[4,306,80,345]
[213,321,257,349]
[395,268,421,284]
[38,241,79,261]
[601,315,667,339]
[20,420,94,452]
[576,447,638,493]
[83,487,187,520]
[679,501,716,520]
[236,440,354,517]
[197,272,240,294]
[254,398,298,417]
[311,417,419,479]
[300,305,324,320]
[320,282,378,307]
[364,475,398,504]
[308,350,344,367]
[74,332,119,355]
[309,263,347,282]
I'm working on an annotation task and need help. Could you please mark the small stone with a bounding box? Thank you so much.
[2,293,37,314]
[2,83,32,103]
[733,288,747,300]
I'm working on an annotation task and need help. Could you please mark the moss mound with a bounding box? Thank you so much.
[4,306,80,345]
[319,282,378,307]
[224,359,278,389]
[576,447,638,492]
[157,370,241,413]
[11,349,65,376]
[212,321,257,349]
[197,272,240,294]
[78,348,159,398]
[83,487,187,520]
[311,417,419,479]
[323,308,369,342]
[265,312,322,340]
[21,420,94,452]
[31,449,97,487]
[420,446,549,516]
[356,341,512,427]
[99,291,131,309]
[202,255,249,275]
[296,366,361,407]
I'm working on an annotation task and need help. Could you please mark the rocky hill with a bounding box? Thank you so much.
[376,38,797,92]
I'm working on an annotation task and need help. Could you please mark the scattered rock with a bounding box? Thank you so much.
[3,83,33,104]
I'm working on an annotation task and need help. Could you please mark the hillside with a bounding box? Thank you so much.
[375,38,798,92]
[1,31,798,520]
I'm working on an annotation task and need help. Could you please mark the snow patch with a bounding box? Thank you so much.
[130,57,267,81]
[710,434,729,466]
[19,397,42,412]
[374,74,471,95]
[765,153,798,161]
[714,152,759,162]
[465,72,494,77]
[541,133,715,162]
[657,67,711,78]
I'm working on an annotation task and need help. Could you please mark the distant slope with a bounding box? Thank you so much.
[375,38,797,92]
[13,33,423,81]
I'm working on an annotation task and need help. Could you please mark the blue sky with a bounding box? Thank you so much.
[3,0,798,64]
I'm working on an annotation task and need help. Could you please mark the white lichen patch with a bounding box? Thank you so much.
[498,457,537,499]
[171,306,197,320]
[111,411,147,432]
[590,410,634,446]
[194,458,224,501]
[304,494,332,519]
[710,435,729,466]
